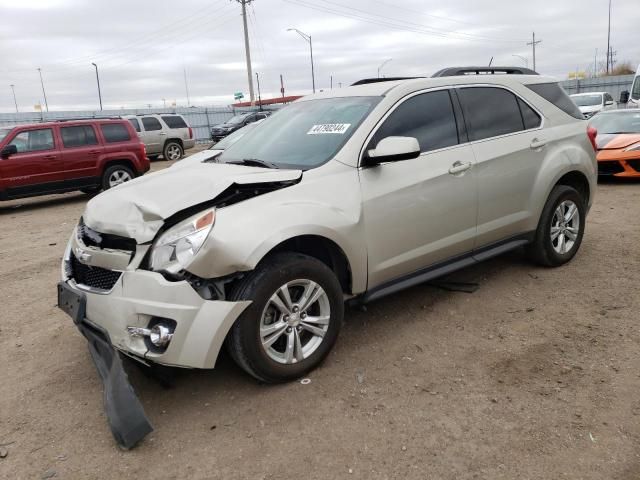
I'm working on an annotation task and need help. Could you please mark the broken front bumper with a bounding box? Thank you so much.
[57,281,153,450]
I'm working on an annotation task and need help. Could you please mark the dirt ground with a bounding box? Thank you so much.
[1,156,639,479]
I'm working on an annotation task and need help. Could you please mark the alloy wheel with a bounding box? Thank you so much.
[108,170,132,188]
[550,200,580,254]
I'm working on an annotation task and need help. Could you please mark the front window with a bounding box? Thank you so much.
[589,112,640,134]
[9,128,54,152]
[219,97,381,170]
[571,94,603,107]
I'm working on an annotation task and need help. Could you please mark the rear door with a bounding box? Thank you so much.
[359,89,478,288]
[456,86,544,248]
[0,127,63,197]
[140,117,164,154]
[60,124,104,188]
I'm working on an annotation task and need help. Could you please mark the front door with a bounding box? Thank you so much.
[0,127,63,198]
[140,117,164,154]
[359,89,478,289]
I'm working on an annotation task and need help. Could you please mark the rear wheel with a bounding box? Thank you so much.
[528,185,586,267]
[227,253,344,383]
[163,141,183,161]
[102,165,134,190]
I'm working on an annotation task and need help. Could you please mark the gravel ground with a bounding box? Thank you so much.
[0,157,639,479]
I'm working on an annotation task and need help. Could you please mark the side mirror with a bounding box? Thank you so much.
[1,145,18,159]
[605,100,614,106]
[362,136,421,167]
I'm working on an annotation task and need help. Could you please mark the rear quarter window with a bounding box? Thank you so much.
[526,83,584,119]
[128,118,141,132]
[161,115,188,129]
[457,87,525,141]
[101,123,131,143]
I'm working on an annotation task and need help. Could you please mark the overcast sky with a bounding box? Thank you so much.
[0,0,637,112]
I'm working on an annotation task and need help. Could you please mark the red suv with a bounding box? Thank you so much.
[0,119,149,200]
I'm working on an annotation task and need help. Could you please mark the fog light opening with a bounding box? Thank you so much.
[149,324,173,347]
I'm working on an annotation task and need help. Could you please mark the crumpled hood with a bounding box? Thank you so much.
[83,163,302,243]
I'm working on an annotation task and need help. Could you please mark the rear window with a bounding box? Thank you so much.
[100,123,131,143]
[141,117,162,131]
[128,118,141,132]
[61,125,98,148]
[526,83,584,119]
[161,115,188,129]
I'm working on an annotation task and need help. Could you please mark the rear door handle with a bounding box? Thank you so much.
[88,150,101,155]
[530,138,548,150]
[448,161,472,175]
[43,155,57,160]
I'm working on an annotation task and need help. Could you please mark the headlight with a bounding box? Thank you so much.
[150,209,215,274]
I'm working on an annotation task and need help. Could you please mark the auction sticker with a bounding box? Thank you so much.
[307,123,351,135]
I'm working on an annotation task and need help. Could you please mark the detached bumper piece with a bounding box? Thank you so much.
[57,282,153,450]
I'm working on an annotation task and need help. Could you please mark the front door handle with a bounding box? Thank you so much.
[88,150,101,155]
[159,133,168,136]
[448,161,472,175]
[530,138,548,150]
[43,155,57,160]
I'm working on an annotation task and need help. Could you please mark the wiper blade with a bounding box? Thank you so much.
[227,158,278,169]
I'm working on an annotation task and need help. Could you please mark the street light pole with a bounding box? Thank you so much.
[37,68,49,112]
[512,54,528,68]
[91,62,103,111]
[255,72,263,110]
[377,58,392,78]
[9,84,18,113]
[287,28,316,93]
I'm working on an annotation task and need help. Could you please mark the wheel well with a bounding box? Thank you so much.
[164,138,184,150]
[265,235,352,294]
[103,159,136,176]
[555,171,590,205]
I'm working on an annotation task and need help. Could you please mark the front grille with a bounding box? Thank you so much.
[598,161,625,175]
[78,218,136,253]
[70,254,122,291]
[626,159,640,172]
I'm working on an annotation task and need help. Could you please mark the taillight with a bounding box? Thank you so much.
[140,142,147,158]
[587,126,598,152]
[188,127,193,139]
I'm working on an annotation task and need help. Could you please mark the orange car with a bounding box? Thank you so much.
[590,109,640,177]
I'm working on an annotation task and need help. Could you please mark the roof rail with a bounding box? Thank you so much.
[431,66,539,77]
[351,77,424,86]
[54,117,123,122]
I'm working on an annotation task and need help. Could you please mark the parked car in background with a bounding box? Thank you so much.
[570,92,617,118]
[175,120,265,170]
[629,64,640,109]
[0,119,148,201]
[589,109,640,177]
[125,114,195,161]
[210,111,271,141]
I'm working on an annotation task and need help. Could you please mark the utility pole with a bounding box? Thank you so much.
[594,49,598,77]
[91,63,103,111]
[606,0,612,74]
[255,72,262,110]
[162,98,166,108]
[237,0,255,103]
[526,32,542,72]
[9,84,18,113]
[183,67,191,107]
[330,75,333,90]
[37,68,49,112]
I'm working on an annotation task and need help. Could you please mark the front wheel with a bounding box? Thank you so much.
[227,253,344,383]
[527,185,586,267]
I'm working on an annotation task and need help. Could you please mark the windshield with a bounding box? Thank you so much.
[212,122,259,150]
[0,127,13,143]
[219,96,381,170]
[226,114,249,125]
[589,112,640,134]
[571,94,603,107]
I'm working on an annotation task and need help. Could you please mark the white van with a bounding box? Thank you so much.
[629,64,640,108]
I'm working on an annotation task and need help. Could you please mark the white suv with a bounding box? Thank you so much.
[125,114,196,160]
[58,67,597,448]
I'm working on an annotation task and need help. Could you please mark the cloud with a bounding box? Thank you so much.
[0,0,638,112]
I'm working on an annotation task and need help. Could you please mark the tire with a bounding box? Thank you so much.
[527,185,586,267]
[163,141,183,161]
[101,164,135,191]
[226,253,344,383]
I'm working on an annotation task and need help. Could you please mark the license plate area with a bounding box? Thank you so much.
[57,282,86,325]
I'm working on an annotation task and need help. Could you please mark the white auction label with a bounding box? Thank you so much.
[307,123,351,135]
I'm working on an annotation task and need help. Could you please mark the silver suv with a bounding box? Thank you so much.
[58,68,597,447]
[125,114,196,160]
